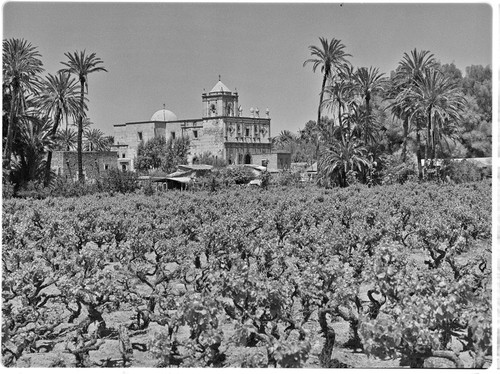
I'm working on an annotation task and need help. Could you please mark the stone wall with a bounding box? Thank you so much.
[202,91,239,118]
[225,143,272,165]
[51,151,118,181]
[224,117,271,145]
[187,118,225,163]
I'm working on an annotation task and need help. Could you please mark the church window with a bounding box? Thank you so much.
[104,164,109,170]
[193,130,198,138]
[122,153,126,158]
[171,132,176,139]
[245,127,250,137]
[138,132,143,141]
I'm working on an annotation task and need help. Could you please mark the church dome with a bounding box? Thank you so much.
[151,108,178,122]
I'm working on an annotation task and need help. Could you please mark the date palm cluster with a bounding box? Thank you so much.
[2,38,108,188]
[304,38,466,187]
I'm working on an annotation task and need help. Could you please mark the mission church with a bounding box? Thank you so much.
[112,78,290,171]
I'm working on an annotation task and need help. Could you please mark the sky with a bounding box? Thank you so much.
[3,2,493,137]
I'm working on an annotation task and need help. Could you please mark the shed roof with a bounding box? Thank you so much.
[178,164,214,171]
[167,177,191,184]
[306,162,318,172]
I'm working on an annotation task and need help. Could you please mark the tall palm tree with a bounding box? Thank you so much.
[353,66,385,144]
[304,37,351,137]
[2,38,44,170]
[387,49,437,164]
[321,64,357,144]
[60,50,107,182]
[406,68,465,162]
[37,72,84,185]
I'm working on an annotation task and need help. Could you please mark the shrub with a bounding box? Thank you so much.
[218,166,256,185]
[380,155,417,185]
[99,169,139,193]
[439,159,483,183]
[143,181,155,196]
[49,177,101,197]
[272,170,301,186]
[15,180,51,199]
[260,170,271,189]
[2,175,15,199]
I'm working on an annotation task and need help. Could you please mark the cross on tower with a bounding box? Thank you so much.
[219,74,221,81]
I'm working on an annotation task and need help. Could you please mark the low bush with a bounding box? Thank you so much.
[98,169,139,194]
[380,155,417,185]
[217,166,256,185]
[272,170,301,186]
[439,159,484,183]
[11,169,140,199]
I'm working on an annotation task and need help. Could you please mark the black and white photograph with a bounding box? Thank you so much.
[1,1,494,369]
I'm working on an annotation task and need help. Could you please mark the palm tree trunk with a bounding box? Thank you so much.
[337,99,343,143]
[44,109,62,186]
[425,108,432,166]
[364,96,370,145]
[432,120,438,163]
[4,85,19,171]
[401,116,409,162]
[78,78,85,182]
[317,73,327,136]
[416,129,423,180]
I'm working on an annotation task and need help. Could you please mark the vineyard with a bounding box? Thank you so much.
[2,181,491,368]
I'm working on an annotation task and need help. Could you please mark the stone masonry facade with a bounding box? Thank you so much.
[112,79,277,171]
[51,151,118,181]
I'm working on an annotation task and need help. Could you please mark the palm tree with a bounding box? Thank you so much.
[60,50,107,182]
[321,65,357,144]
[353,67,386,144]
[11,112,54,184]
[406,68,466,163]
[317,138,370,188]
[2,38,44,170]
[56,128,77,151]
[386,49,437,165]
[83,128,109,151]
[272,130,297,149]
[304,37,351,137]
[37,72,84,185]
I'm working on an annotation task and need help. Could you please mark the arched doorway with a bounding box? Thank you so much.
[244,154,251,164]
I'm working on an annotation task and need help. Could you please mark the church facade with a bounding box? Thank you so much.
[112,79,273,171]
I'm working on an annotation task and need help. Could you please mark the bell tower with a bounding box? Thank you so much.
[202,77,239,118]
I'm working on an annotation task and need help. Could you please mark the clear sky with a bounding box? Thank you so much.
[3,2,492,137]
